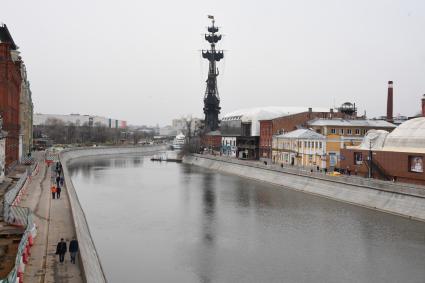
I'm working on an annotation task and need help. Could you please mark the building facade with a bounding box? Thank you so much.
[202,130,222,153]
[19,63,33,159]
[272,129,326,169]
[260,108,346,161]
[341,117,425,185]
[0,24,21,169]
[221,136,237,157]
[307,118,396,170]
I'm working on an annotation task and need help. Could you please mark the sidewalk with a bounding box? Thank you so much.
[20,152,83,283]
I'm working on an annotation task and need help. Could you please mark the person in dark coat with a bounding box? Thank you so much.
[56,186,62,199]
[56,238,67,263]
[56,175,61,187]
[69,237,79,264]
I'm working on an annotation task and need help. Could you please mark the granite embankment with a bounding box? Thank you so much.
[60,145,166,283]
[184,154,425,222]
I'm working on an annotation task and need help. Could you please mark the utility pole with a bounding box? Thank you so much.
[368,140,373,178]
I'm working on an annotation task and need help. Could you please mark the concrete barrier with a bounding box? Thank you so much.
[184,154,425,222]
[60,145,166,283]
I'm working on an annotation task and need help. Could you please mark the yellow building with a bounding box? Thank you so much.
[272,129,326,169]
[307,118,396,170]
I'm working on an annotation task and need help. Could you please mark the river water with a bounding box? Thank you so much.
[68,154,425,283]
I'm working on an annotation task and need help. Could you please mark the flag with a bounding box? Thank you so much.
[208,15,214,19]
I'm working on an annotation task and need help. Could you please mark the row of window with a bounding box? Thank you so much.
[222,140,236,146]
[329,128,366,135]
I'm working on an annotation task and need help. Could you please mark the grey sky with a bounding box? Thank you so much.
[2,0,425,126]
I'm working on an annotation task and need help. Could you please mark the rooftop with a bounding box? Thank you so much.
[0,24,17,50]
[276,128,325,140]
[307,118,396,128]
[222,106,331,122]
[382,117,425,153]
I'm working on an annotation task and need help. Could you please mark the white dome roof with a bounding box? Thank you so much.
[383,117,425,153]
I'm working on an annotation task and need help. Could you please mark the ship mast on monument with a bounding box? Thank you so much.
[202,15,224,132]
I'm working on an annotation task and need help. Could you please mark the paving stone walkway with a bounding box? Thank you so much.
[21,152,83,283]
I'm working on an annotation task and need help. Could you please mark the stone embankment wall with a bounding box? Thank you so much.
[184,154,425,222]
[60,145,166,283]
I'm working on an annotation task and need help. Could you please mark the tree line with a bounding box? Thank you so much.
[34,118,152,145]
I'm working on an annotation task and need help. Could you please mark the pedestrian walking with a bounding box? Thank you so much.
[56,186,62,199]
[60,176,64,186]
[56,238,67,263]
[69,237,79,264]
[51,185,56,199]
[56,175,61,187]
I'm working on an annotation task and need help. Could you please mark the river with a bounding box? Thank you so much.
[68,154,425,283]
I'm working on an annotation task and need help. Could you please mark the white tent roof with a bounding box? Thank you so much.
[357,130,390,150]
[222,106,330,136]
[382,117,425,153]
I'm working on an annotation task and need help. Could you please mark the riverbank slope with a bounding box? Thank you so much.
[184,154,425,222]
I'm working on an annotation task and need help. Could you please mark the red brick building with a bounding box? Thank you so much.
[0,25,22,169]
[201,130,222,153]
[259,109,346,160]
[259,120,273,159]
[341,117,425,185]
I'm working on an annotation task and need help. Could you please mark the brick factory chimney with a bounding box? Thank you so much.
[422,94,425,117]
[387,81,393,123]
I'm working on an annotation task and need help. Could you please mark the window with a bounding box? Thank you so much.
[409,156,423,173]
[308,141,311,148]
[347,129,352,135]
[304,141,307,147]
[319,142,322,149]
[354,152,363,165]
[355,129,360,135]
[339,129,344,135]
[331,128,336,134]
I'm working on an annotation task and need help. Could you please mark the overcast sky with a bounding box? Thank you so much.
[2,0,425,126]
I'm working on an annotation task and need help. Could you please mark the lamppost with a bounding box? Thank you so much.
[368,140,373,178]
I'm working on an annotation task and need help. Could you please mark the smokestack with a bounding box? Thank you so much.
[387,81,393,123]
[422,94,425,117]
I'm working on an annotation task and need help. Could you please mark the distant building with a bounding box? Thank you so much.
[307,118,396,170]
[260,107,346,161]
[341,96,425,185]
[159,125,177,137]
[272,129,326,169]
[202,130,222,153]
[341,118,425,185]
[19,62,33,159]
[172,117,202,135]
[34,113,127,129]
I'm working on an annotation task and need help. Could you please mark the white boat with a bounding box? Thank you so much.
[172,133,185,150]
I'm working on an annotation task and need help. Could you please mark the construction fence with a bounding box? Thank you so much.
[0,162,39,283]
